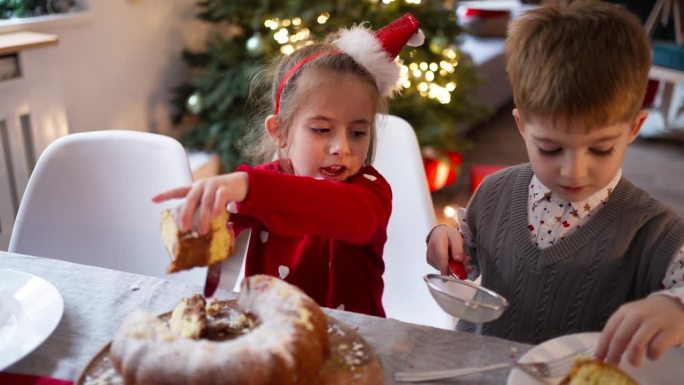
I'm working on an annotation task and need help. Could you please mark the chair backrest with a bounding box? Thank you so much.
[8,130,205,286]
[373,115,454,329]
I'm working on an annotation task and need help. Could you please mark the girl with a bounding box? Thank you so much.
[154,14,424,317]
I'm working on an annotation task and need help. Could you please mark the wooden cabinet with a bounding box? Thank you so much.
[0,32,68,250]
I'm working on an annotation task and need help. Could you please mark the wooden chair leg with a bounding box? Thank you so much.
[646,0,669,36]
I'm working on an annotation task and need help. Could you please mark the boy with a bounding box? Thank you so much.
[426,0,684,367]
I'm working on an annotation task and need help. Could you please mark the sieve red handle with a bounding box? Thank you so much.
[448,259,467,279]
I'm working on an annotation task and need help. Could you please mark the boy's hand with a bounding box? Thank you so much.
[426,224,472,276]
[152,171,249,235]
[596,295,684,367]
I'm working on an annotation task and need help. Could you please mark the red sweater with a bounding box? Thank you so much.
[231,161,392,317]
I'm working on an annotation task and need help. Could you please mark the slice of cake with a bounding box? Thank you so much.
[560,359,637,385]
[161,208,234,273]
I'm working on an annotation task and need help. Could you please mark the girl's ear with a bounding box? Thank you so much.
[265,115,286,148]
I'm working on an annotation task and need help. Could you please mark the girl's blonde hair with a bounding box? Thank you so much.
[242,42,388,165]
[506,0,651,131]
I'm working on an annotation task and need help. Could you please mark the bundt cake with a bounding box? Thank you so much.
[560,359,637,385]
[160,208,234,273]
[109,275,330,385]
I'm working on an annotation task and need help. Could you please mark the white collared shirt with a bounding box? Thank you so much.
[527,171,621,248]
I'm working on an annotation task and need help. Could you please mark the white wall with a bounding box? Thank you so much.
[10,0,210,135]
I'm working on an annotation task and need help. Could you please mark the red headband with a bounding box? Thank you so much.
[274,49,339,115]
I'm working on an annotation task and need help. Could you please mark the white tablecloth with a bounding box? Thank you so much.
[1,251,532,384]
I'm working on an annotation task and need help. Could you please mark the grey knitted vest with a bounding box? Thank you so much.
[463,164,684,344]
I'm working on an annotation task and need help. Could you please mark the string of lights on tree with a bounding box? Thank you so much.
[259,11,459,105]
[175,0,484,171]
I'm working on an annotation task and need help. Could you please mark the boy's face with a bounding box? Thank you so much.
[513,109,647,202]
[268,71,376,182]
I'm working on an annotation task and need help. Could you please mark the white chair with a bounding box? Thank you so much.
[8,130,206,286]
[373,114,455,330]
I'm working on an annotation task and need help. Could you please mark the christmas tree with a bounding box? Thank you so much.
[173,0,483,171]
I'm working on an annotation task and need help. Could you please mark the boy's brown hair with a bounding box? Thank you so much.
[506,0,651,130]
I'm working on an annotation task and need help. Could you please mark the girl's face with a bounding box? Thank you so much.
[276,72,376,182]
[514,108,647,202]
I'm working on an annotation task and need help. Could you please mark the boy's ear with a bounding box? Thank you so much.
[512,108,526,136]
[628,110,648,143]
[265,115,286,148]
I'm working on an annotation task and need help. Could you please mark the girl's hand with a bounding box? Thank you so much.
[596,295,684,367]
[152,172,249,235]
[426,224,472,276]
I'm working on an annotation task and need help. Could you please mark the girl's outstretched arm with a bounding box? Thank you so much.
[152,172,248,235]
[236,165,391,245]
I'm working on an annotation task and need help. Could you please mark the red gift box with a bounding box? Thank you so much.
[423,150,463,192]
[463,8,511,18]
[470,164,507,194]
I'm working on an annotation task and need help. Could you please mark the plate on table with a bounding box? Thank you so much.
[507,332,684,385]
[0,269,64,370]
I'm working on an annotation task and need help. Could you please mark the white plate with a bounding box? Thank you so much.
[507,332,684,385]
[0,269,64,370]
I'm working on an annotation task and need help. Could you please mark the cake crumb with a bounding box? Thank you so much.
[327,324,346,337]
[84,368,123,385]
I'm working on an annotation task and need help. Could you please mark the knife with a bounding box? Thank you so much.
[203,215,233,298]
[203,228,251,297]
[204,262,221,298]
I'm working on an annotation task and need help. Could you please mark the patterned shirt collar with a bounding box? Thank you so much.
[529,169,622,219]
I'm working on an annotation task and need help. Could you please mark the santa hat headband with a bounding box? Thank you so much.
[274,13,424,115]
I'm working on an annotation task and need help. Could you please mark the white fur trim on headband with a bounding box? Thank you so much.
[407,29,425,47]
[334,26,402,97]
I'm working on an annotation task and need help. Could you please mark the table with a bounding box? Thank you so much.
[0,251,532,384]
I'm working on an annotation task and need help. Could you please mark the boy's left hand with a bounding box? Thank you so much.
[596,295,684,367]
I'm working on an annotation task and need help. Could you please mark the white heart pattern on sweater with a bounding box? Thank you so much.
[260,231,269,243]
[278,265,290,279]
[363,173,377,181]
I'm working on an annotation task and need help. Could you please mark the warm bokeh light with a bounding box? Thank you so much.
[317,12,330,24]
[443,205,457,219]
[280,45,295,55]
